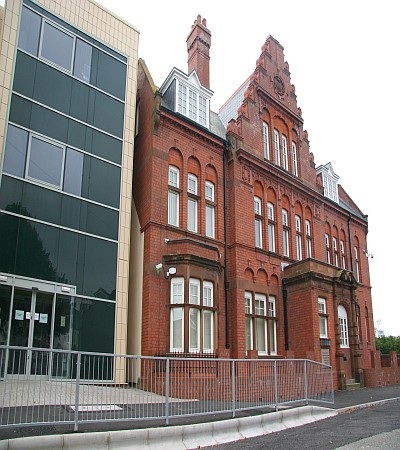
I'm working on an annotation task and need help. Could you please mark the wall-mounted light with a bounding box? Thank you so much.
[155,263,163,271]
[167,267,176,276]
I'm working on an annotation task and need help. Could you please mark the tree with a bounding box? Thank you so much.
[375,335,400,354]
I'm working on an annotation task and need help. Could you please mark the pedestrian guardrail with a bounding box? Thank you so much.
[0,345,334,431]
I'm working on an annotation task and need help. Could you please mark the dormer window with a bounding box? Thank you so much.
[178,81,208,126]
[160,68,212,129]
[316,163,339,203]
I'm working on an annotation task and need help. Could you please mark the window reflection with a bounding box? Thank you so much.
[41,22,74,71]
[3,125,28,177]
[18,6,41,56]
[74,39,92,83]
[27,136,64,187]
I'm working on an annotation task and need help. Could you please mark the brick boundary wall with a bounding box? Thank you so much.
[364,351,400,387]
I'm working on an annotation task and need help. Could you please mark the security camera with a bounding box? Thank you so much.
[155,263,163,270]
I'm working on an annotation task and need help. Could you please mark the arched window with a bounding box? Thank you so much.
[168,165,180,226]
[267,202,275,252]
[292,142,298,176]
[187,173,198,233]
[205,181,215,238]
[254,196,262,248]
[295,215,302,260]
[263,122,270,160]
[338,305,349,348]
[305,219,312,258]
[282,209,290,257]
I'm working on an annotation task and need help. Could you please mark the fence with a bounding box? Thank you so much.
[0,345,334,432]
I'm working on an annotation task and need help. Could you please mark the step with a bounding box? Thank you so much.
[346,381,361,390]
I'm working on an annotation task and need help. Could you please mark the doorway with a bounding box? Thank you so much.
[7,288,53,378]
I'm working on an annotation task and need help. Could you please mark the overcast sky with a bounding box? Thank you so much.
[100,0,399,337]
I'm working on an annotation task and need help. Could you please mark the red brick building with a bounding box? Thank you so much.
[132,16,387,390]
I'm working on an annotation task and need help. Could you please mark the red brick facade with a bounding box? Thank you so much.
[132,18,387,390]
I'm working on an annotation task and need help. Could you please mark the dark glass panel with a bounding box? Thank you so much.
[27,136,64,187]
[84,126,93,155]
[89,48,98,86]
[82,236,117,300]
[2,124,28,177]
[32,292,53,348]
[93,90,124,138]
[72,298,115,353]
[80,202,118,240]
[0,285,12,345]
[15,219,58,282]
[0,176,23,214]
[81,156,121,208]
[0,213,18,275]
[70,79,90,122]
[87,89,96,127]
[67,119,86,150]
[73,39,92,83]
[92,129,122,164]
[13,51,36,98]
[75,234,85,295]
[33,62,72,115]
[63,148,83,196]
[9,95,32,129]
[30,103,68,142]
[18,6,41,56]
[60,194,81,230]
[94,49,126,100]
[53,295,73,351]
[56,229,78,286]
[40,21,74,71]
[21,182,62,224]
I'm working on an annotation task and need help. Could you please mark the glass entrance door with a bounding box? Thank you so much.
[8,288,53,378]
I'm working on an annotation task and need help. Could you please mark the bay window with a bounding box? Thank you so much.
[170,277,215,353]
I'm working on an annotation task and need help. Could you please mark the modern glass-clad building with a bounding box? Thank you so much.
[0,0,139,379]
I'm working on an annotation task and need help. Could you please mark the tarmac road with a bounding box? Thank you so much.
[207,398,400,449]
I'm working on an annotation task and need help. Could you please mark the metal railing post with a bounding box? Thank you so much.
[73,352,81,432]
[165,358,170,425]
[304,359,308,404]
[274,359,278,411]
[231,359,235,418]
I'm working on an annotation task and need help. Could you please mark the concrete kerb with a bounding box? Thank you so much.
[182,422,217,449]
[337,396,400,415]
[0,405,338,449]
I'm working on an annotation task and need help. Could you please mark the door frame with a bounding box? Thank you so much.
[0,272,76,380]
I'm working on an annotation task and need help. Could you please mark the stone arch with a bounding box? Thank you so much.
[254,180,264,200]
[256,268,268,284]
[168,147,183,169]
[187,155,201,178]
[244,267,254,282]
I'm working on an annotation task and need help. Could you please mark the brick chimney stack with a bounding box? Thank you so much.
[187,15,211,89]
